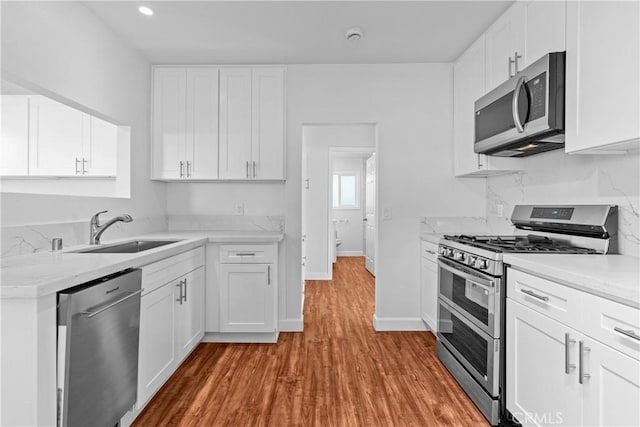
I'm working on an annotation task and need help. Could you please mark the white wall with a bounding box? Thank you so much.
[486,150,640,256]
[332,156,368,256]
[303,125,376,279]
[286,64,487,330]
[0,2,165,227]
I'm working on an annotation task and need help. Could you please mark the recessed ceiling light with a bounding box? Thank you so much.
[138,6,154,16]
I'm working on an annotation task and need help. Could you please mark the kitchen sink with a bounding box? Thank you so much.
[73,240,181,254]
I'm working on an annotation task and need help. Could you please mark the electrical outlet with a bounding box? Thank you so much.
[233,203,244,216]
[497,204,504,218]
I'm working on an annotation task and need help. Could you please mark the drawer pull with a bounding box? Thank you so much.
[520,288,549,302]
[579,341,591,384]
[565,333,576,374]
[614,327,640,341]
[423,249,436,255]
[235,252,256,257]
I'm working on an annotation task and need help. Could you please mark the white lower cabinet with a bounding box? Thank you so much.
[507,268,640,427]
[420,240,438,331]
[137,248,205,409]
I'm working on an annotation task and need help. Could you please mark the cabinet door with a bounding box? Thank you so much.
[219,263,275,333]
[28,96,84,176]
[581,338,640,427]
[175,267,205,361]
[137,283,177,409]
[251,68,285,180]
[420,258,438,331]
[219,68,252,180]
[85,116,117,176]
[485,2,526,91]
[507,299,582,427]
[565,1,640,153]
[1,95,29,175]
[152,68,186,179]
[186,68,219,179]
[523,0,566,67]
[453,35,488,176]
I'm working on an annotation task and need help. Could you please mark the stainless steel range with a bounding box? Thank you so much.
[436,204,618,426]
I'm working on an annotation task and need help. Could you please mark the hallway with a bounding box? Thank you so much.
[133,256,486,426]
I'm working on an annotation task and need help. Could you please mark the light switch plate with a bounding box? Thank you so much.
[234,203,244,216]
[383,207,392,220]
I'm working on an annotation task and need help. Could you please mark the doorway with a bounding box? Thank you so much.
[301,124,377,282]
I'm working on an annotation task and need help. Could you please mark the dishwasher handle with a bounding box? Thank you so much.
[82,289,143,318]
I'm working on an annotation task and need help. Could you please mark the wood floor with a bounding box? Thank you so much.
[133,256,488,426]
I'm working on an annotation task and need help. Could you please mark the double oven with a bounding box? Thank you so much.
[436,247,503,425]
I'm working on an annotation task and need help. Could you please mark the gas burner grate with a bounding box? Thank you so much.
[443,234,598,254]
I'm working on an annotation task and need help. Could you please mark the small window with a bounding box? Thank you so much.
[333,171,360,209]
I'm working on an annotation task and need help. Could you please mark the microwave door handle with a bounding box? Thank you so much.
[512,76,527,133]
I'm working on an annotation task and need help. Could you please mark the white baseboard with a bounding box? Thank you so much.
[337,251,364,256]
[202,331,279,343]
[279,317,304,332]
[372,314,429,331]
[305,272,332,280]
[421,311,437,333]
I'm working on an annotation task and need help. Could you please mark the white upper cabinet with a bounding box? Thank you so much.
[565,0,640,153]
[453,35,523,177]
[1,95,29,176]
[87,116,118,176]
[484,2,526,91]
[219,67,285,180]
[219,68,253,180]
[523,0,566,68]
[152,67,219,180]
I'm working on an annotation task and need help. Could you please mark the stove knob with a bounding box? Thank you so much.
[476,259,488,270]
[439,247,447,256]
[468,256,477,266]
[446,248,454,257]
[453,251,465,261]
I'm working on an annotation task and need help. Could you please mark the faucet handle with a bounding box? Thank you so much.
[91,210,108,224]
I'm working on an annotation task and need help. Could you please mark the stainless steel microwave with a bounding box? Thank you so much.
[474,52,565,157]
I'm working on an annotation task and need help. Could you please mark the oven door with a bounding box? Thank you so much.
[438,300,500,396]
[438,257,501,337]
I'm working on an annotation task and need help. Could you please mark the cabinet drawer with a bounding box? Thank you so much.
[507,268,583,330]
[421,240,438,261]
[219,244,274,264]
[142,247,205,295]
[582,292,640,361]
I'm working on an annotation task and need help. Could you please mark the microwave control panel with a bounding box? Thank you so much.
[527,72,547,121]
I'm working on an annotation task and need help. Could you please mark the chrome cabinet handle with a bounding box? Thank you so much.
[512,75,527,133]
[267,265,271,285]
[579,340,591,384]
[236,252,256,257]
[614,327,640,341]
[513,51,522,74]
[75,158,81,175]
[565,333,576,374]
[520,288,549,302]
[82,158,88,175]
[182,278,187,302]
[253,161,256,178]
[424,249,436,255]
[246,161,250,178]
[179,161,184,178]
[82,289,143,318]
[508,56,515,78]
[186,161,191,178]
[176,281,183,304]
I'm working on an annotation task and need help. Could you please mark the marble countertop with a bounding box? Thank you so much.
[504,254,640,308]
[420,233,443,244]
[1,231,284,299]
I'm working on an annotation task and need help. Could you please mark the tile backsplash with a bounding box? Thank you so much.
[486,150,639,256]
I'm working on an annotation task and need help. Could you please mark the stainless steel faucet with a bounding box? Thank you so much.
[89,210,133,245]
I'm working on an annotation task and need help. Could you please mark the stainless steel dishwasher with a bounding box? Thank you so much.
[57,268,142,427]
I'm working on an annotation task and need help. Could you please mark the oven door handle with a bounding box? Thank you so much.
[438,257,496,290]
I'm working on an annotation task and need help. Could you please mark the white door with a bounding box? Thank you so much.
[219,68,252,179]
[364,155,376,275]
[420,258,438,331]
[186,68,219,179]
[28,96,84,176]
[1,95,29,175]
[219,263,275,333]
[506,299,582,427]
[152,68,187,179]
[85,116,117,176]
[251,68,285,179]
[175,267,205,360]
[137,283,177,409]
[581,338,640,427]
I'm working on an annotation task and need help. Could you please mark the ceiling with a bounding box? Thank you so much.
[83,1,513,64]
